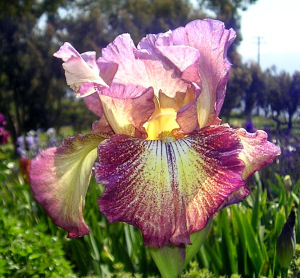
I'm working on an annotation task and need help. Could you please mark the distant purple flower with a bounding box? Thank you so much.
[0,113,7,127]
[25,135,40,156]
[25,135,35,148]
[17,146,28,158]
[0,114,9,145]
[17,136,25,146]
[46,128,58,147]
[17,136,28,157]
[0,127,10,144]
[46,128,56,137]
[245,121,256,133]
[17,128,60,158]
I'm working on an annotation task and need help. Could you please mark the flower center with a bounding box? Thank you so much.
[145,108,179,140]
[144,89,194,140]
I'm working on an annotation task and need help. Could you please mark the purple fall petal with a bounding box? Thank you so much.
[95,125,245,248]
[236,128,281,180]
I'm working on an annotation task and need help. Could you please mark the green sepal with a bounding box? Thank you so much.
[185,218,212,266]
[149,244,185,278]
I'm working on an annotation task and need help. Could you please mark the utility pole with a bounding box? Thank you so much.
[257,36,263,66]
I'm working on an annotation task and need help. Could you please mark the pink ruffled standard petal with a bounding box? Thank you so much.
[184,19,236,127]
[30,134,105,237]
[101,34,188,98]
[95,125,245,248]
[54,42,108,97]
[139,19,235,128]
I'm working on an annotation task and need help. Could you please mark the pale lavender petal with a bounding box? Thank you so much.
[100,85,155,137]
[176,83,201,134]
[100,34,188,98]
[84,92,103,116]
[54,42,108,97]
[96,59,118,85]
[184,19,236,127]
[138,19,236,128]
[156,45,201,83]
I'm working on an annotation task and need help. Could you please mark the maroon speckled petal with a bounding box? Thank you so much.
[30,134,105,237]
[236,128,281,179]
[221,128,281,206]
[95,125,245,247]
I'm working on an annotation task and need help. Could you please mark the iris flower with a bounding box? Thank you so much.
[30,19,280,249]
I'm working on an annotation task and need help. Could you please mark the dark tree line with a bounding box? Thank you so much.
[221,63,300,131]
[0,0,69,148]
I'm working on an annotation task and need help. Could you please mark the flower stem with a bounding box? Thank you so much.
[281,268,288,278]
[149,245,185,278]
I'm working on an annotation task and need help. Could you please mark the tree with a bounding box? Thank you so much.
[221,59,252,120]
[54,0,205,52]
[0,0,68,150]
[196,0,258,60]
[266,68,291,131]
[244,63,266,120]
[287,71,300,130]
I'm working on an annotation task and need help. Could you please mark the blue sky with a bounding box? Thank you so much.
[238,0,300,73]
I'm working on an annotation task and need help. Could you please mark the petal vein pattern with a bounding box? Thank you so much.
[95,125,245,247]
[30,134,105,237]
[101,34,188,97]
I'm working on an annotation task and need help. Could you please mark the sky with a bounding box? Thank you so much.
[238,0,300,73]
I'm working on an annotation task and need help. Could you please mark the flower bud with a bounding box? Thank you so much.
[283,175,292,190]
[276,210,296,269]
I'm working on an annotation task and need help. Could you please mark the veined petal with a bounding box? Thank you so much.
[184,20,236,127]
[54,42,108,97]
[101,34,188,97]
[84,92,103,116]
[95,125,245,247]
[30,134,105,237]
[138,19,235,128]
[100,85,155,137]
[236,128,281,180]
[92,118,114,136]
[222,186,250,207]
[140,19,235,127]
[155,45,200,83]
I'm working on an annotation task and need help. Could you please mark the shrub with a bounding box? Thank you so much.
[0,209,75,278]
